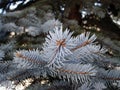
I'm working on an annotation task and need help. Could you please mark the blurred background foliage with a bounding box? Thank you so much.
[1,0,119,55]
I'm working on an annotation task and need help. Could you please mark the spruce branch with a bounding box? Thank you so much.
[97,69,120,80]
[0,23,119,89]
[14,49,47,69]
[55,63,96,83]
[42,25,75,68]
[71,32,97,51]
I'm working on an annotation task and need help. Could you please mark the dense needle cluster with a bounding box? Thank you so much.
[0,25,120,90]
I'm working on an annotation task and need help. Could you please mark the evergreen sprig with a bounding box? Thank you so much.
[0,25,120,90]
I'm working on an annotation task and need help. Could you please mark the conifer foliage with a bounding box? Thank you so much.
[0,2,120,89]
[0,23,120,90]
